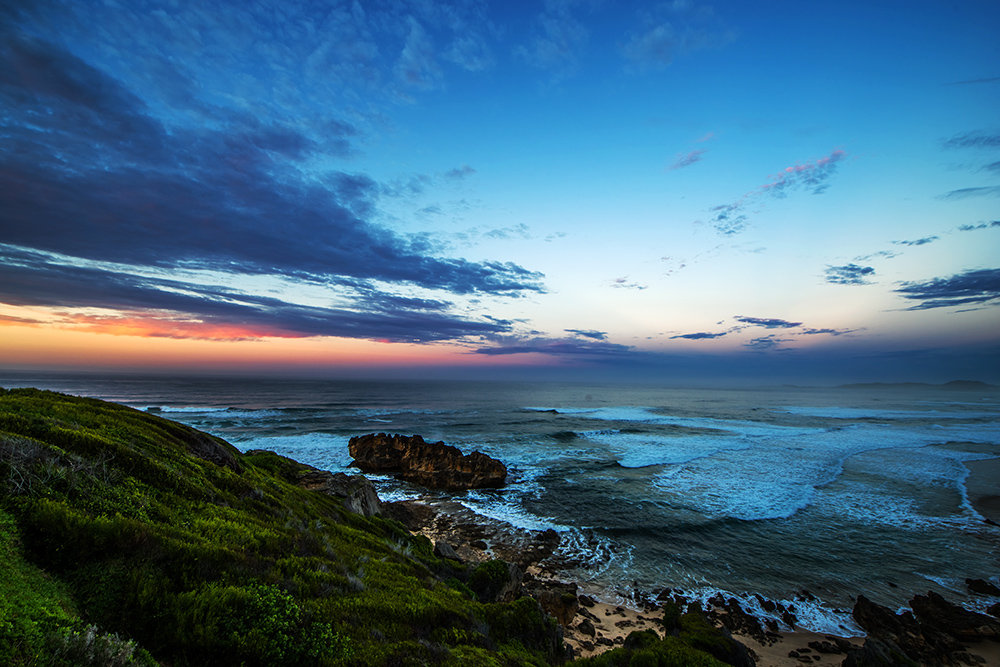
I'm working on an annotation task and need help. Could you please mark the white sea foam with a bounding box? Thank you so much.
[777,406,999,420]
[234,433,354,472]
[141,405,285,419]
[581,429,749,468]
[458,490,571,533]
[650,419,1000,522]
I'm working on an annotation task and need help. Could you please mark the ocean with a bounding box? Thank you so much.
[2,372,998,635]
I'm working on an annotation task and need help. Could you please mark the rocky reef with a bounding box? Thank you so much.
[845,591,1000,666]
[348,432,507,490]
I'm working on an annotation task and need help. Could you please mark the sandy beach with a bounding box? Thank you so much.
[965,457,1000,524]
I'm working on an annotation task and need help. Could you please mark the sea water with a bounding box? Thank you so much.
[2,373,998,635]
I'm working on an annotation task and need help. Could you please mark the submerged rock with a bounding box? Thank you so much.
[966,578,1000,596]
[348,433,507,490]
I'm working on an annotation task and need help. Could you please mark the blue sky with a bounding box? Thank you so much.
[1,0,998,384]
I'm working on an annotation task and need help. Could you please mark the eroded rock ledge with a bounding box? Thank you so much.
[348,432,507,490]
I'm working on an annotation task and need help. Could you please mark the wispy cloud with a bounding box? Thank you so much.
[0,247,519,343]
[514,0,590,78]
[667,149,707,171]
[395,18,443,92]
[474,336,633,357]
[894,268,1000,310]
[938,186,1000,200]
[707,150,848,235]
[445,164,477,180]
[620,2,733,71]
[734,316,802,329]
[565,329,608,340]
[744,335,793,350]
[610,277,648,290]
[797,327,857,336]
[942,131,1000,150]
[825,264,875,285]
[958,220,1000,232]
[670,331,727,340]
[892,236,939,246]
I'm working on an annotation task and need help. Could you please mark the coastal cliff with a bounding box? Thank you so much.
[0,388,742,667]
[4,388,997,667]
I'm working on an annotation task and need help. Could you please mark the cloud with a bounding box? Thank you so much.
[825,264,875,285]
[620,2,732,71]
[744,335,793,350]
[0,33,545,345]
[445,164,477,180]
[395,18,442,91]
[565,329,608,340]
[707,149,847,235]
[514,1,589,77]
[760,150,848,197]
[670,331,727,340]
[733,316,802,329]
[982,161,1000,173]
[667,149,707,171]
[473,336,633,358]
[958,220,1000,231]
[854,250,897,261]
[938,186,1000,200]
[484,224,532,240]
[894,268,1000,310]
[610,277,648,290]
[892,236,939,246]
[797,327,856,336]
[444,34,494,72]
[942,131,1000,150]
[0,247,519,343]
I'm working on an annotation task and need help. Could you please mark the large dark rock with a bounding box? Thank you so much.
[966,578,1000,596]
[297,469,382,517]
[525,580,578,627]
[181,428,243,473]
[911,590,1000,641]
[348,433,507,490]
[846,592,998,667]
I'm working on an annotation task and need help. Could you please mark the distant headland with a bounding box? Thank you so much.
[836,380,999,391]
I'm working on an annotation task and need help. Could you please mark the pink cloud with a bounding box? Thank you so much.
[706,149,848,234]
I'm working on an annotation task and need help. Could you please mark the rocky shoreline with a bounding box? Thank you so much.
[339,433,1000,666]
[381,495,1000,666]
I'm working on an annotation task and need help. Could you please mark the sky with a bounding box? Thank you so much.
[1,0,999,385]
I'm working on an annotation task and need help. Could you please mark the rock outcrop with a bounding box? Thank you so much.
[845,592,1000,667]
[525,579,579,627]
[348,433,507,490]
[297,469,382,517]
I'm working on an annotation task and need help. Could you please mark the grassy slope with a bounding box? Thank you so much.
[0,388,736,667]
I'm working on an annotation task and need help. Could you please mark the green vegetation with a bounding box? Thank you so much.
[0,388,745,666]
[571,628,729,667]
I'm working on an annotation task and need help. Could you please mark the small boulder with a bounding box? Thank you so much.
[298,469,382,517]
[434,541,461,561]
